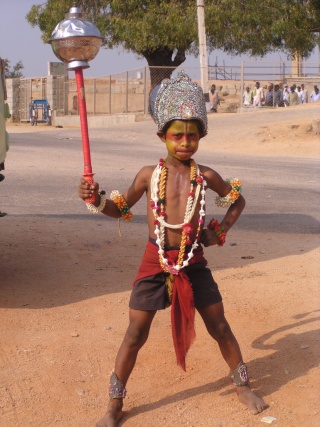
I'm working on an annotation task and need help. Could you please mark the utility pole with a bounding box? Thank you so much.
[196,0,208,94]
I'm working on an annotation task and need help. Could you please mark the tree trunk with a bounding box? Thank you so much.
[142,46,187,89]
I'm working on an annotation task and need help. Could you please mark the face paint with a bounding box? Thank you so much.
[163,120,200,161]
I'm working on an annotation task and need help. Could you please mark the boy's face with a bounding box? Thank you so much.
[159,120,201,161]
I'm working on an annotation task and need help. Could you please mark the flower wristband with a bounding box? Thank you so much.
[110,190,133,221]
[86,191,107,214]
[207,218,226,246]
[216,178,242,208]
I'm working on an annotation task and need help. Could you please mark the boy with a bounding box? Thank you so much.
[78,71,267,426]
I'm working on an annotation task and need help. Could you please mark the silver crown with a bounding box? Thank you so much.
[150,71,208,136]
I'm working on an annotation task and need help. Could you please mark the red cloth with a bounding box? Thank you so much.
[133,241,207,371]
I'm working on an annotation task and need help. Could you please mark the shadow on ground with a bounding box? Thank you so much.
[0,213,319,309]
[117,313,320,424]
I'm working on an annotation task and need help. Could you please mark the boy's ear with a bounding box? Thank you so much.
[157,131,166,142]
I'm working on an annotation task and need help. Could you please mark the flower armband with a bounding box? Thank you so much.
[215,178,242,208]
[207,218,226,246]
[110,190,133,222]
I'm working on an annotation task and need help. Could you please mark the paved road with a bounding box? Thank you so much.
[1,111,319,268]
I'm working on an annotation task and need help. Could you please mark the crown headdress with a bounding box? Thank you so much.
[149,71,208,136]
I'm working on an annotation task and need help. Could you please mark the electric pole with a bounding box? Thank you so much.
[197,0,209,94]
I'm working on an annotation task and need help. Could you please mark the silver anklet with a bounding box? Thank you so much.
[109,371,127,399]
[231,362,249,386]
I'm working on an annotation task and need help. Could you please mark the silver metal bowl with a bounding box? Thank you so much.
[49,7,103,69]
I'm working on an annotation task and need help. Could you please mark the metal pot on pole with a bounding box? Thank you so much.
[49,6,103,202]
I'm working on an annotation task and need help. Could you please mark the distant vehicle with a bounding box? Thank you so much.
[29,99,52,126]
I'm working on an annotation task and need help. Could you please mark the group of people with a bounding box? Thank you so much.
[210,80,319,112]
[243,81,320,108]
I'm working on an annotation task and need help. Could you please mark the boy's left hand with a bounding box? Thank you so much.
[200,229,220,247]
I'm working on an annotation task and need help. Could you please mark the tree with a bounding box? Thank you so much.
[4,59,24,78]
[26,0,319,87]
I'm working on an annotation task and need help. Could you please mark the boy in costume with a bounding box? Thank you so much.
[78,71,267,426]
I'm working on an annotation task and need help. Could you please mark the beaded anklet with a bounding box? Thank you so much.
[207,218,226,246]
[216,178,242,207]
[110,190,133,221]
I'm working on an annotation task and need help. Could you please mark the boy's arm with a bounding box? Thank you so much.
[219,194,245,232]
[201,195,245,247]
[200,167,246,247]
[78,166,151,218]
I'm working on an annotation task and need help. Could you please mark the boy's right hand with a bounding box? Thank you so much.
[200,228,220,247]
[78,178,100,204]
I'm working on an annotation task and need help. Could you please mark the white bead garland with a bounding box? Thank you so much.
[150,159,207,274]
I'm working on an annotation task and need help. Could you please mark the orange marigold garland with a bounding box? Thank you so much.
[110,190,133,221]
[215,178,242,207]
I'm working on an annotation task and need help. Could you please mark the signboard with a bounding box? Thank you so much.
[48,62,67,76]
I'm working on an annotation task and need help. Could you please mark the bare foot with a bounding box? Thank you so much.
[96,399,124,427]
[236,385,268,415]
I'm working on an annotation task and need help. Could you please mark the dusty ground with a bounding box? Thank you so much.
[1,102,320,427]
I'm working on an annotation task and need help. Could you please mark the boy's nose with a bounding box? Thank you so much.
[180,136,190,146]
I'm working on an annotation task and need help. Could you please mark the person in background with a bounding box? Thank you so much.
[283,84,288,98]
[301,84,308,103]
[288,86,299,106]
[251,81,264,107]
[265,84,274,106]
[0,57,9,217]
[242,85,252,107]
[209,84,219,113]
[296,86,304,104]
[283,85,290,107]
[274,84,283,107]
[311,86,320,102]
[310,85,319,101]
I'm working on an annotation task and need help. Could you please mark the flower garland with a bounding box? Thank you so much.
[215,178,242,207]
[207,218,226,246]
[86,193,107,213]
[150,158,207,275]
[110,190,133,221]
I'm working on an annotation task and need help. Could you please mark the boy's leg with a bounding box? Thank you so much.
[96,308,156,427]
[197,302,268,415]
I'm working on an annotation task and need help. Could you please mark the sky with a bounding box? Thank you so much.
[0,0,318,79]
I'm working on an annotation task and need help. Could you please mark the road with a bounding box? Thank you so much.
[0,108,319,427]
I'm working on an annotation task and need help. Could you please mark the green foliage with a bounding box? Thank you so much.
[26,0,319,76]
[4,59,24,78]
[204,0,318,58]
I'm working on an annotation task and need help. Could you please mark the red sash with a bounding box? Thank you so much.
[133,241,207,371]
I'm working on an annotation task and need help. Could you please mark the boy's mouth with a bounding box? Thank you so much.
[176,148,193,154]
